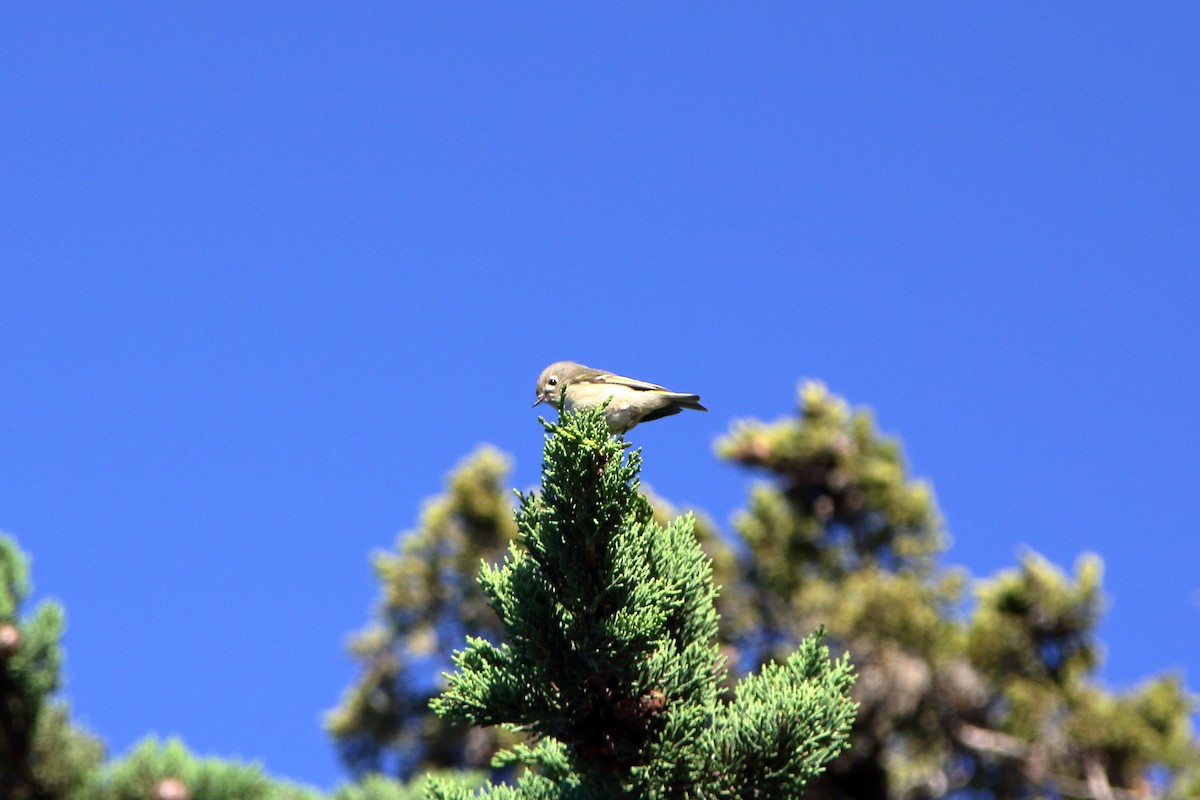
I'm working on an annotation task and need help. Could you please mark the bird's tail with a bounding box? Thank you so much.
[665,393,707,412]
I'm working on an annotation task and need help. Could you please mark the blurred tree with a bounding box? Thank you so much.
[83,736,460,800]
[327,447,523,778]
[717,382,1199,800]
[85,738,320,800]
[0,533,104,800]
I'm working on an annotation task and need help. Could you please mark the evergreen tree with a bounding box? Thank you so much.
[83,736,465,800]
[85,738,321,800]
[0,533,104,800]
[426,406,857,798]
[717,382,1199,799]
[327,450,744,782]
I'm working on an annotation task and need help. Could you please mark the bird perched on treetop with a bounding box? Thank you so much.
[533,361,707,434]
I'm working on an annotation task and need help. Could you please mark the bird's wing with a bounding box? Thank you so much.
[586,372,669,392]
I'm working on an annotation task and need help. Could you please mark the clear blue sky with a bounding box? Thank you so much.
[2,4,1197,792]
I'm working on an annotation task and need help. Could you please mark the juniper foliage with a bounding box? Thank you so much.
[429,408,857,798]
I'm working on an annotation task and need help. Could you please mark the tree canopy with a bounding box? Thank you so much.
[331,381,1199,799]
[3,381,1196,799]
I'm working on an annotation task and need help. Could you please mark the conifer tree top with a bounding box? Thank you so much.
[430,408,857,799]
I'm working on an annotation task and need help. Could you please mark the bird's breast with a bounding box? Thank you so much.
[565,383,650,432]
[565,383,633,411]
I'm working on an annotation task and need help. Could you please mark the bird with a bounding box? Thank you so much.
[533,361,707,434]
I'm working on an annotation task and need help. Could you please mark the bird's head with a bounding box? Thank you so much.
[533,361,587,407]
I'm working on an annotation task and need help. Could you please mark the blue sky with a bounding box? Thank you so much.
[2,4,1197,791]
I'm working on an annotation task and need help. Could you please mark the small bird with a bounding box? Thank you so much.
[533,361,707,434]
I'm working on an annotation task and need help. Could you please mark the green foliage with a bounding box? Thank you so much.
[716,382,1199,799]
[86,737,320,800]
[430,407,857,798]
[718,382,944,584]
[701,635,856,798]
[29,704,105,800]
[969,551,1104,688]
[331,771,485,800]
[958,553,1198,797]
[329,450,746,781]
[0,533,105,800]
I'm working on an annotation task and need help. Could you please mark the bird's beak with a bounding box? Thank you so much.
[532,397,544,408]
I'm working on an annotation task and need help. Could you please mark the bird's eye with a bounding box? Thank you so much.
[548,377,558,386]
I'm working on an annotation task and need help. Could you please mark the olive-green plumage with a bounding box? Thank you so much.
[533,360,707,434]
